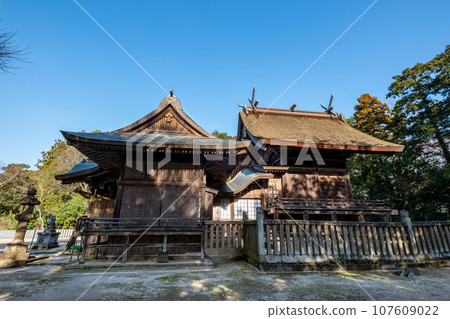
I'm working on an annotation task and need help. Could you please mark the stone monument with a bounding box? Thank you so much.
[0,187,40,268]
[32,215,60,249]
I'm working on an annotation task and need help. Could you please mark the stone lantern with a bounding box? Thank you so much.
[0,187,40,268]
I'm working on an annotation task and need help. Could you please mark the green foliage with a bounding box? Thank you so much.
[36,139,69,170]
[0,163,32,224]
[27,209,50,230]
[55,194,88,228]
[0,213,17,230]
[387,45,450,164]
[212,130,236,140]
[0,134,95,229]
[33,139,84,213]
[348,47,450,221]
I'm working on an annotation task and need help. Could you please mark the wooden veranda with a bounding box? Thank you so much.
[76,217,206,263]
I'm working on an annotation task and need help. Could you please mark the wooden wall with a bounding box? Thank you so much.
[90,197,115,218]
[277,169,352,200]
[282,172,319,198]
[117,163,206,219]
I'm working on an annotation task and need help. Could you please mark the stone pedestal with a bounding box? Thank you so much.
[32,232,60,249]
[0,242,30,268]
[32,214,59,249]
[0,187,40,268]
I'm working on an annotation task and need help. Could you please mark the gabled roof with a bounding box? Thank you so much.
[61,131,250,183]
[57,95,251,184]
[238,107,404,153]
[114,95,215,138]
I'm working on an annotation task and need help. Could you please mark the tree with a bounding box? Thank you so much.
[347,94,395,203]
[55,194,88,228]
[351,94,393,139]
[387,45,450,164]
[0,23,27,73]
[33,139,84,212]
[0,163,32,229]
[347,50,450,221]
[212,130,236,140]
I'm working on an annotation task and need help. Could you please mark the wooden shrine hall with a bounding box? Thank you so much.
[55,91,416,264]
[232,105,404,223]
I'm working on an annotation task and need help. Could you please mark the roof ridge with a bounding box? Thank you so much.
[113,95,215,137]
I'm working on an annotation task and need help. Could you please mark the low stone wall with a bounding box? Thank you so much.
[0,229,74,240]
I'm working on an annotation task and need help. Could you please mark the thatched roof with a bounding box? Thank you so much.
[238,108,403,153]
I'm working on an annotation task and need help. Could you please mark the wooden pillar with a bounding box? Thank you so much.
[400,210,419,256]
[200,232,205,261]
[122,235,129,263]
[80,235,88,264]
[331,212,337,221]
[304,211,309,221]
[86,189,96,218]
[256,207,265,261]
[113,185,124,218]
[358,212,366,222]
[230,199,235,220]
[384,212,392,222]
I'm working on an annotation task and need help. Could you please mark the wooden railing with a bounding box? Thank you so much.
[267,197,389,209]
[267,198,390,210]
[77,217,207,263]
[79,217,206,233]
[265,197,396,221]
[203,221,243,256]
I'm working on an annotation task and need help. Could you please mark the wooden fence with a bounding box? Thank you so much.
[204,221,243,256]
[261,220,450,263]
[244,208,450,265]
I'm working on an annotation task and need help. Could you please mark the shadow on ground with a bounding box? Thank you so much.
[0,253,449,301]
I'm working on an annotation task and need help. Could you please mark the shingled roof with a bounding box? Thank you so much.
[238,108,404,153]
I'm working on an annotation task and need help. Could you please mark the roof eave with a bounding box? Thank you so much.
[260,138,405,153]
[61,131,251,150]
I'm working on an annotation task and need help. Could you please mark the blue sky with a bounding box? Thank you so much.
[1,0,449,168]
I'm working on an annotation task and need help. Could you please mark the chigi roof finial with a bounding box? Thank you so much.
[238,85,259,113]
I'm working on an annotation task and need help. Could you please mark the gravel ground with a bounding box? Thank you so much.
[0,255,449,301]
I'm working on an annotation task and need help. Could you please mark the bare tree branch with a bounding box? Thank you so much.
[0,170,20,188]
[0,21,29,73]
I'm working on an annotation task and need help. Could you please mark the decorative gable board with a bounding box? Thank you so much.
[115,97,214,137]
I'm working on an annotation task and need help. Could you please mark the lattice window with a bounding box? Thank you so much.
[234,198,261,220]
[234,199,246,220]
[220,199,231,219]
